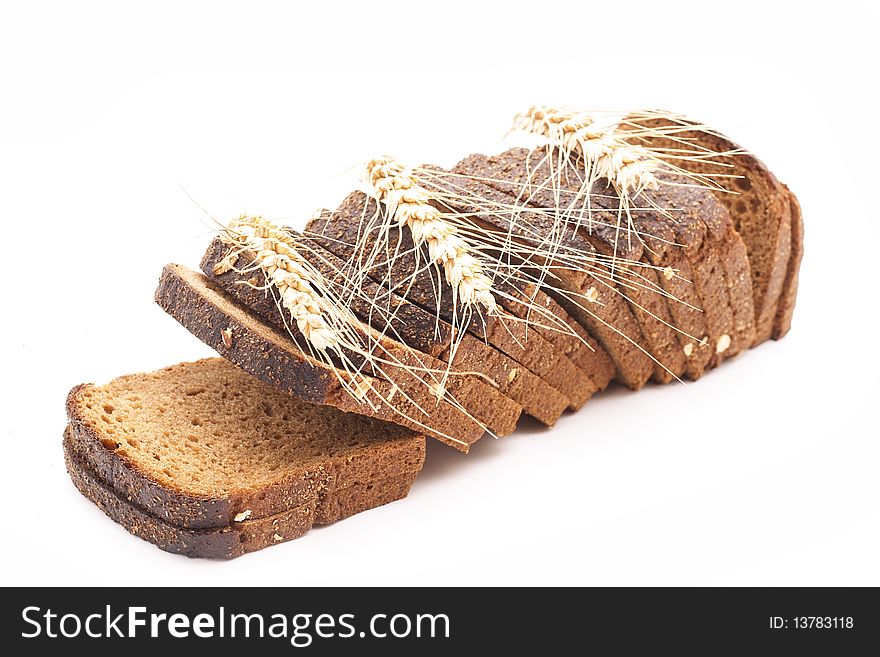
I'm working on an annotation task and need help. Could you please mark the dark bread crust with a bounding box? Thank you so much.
[304,193,595,408]
[202,237,567,425]
[773,187,802,339]
[65,374,426,529]
[64,432,418,559]
[199,238,523,433]
[154,264,486,451]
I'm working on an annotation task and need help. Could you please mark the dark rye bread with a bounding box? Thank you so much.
[502,279,617,392]
[450,149,753,378]
[65,435,418,559]
[436,156,662,386]
[202,236,568,425]
[65,359,425,528]
[154,264,489,451]
[420,162,685,384]
[305,192,597,408]
[643,166,755,366]
[63,358,424,558]
[65,441,315,559]
[773,187,803,339]
[450,150,749,373]
[411,166,617,391]
[446,151,699,382]
[629,118,793,345]
[198,239,521,435]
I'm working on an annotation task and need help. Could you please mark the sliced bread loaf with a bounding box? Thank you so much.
[447,151,693,383]
[64,358,425,558]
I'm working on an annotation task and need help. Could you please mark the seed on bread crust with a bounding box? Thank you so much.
[221,327,234,349]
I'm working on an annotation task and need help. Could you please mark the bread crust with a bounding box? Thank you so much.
[66,376,426,529]
[64,432,419,559]
[773,187,803,339]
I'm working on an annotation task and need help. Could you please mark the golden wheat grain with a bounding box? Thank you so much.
[223,216,340,351]
[512,105,660,196]
[366,157,498,315]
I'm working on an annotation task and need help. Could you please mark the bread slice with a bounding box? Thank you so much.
[63,358,425,558]
[773,186,803,339]
[201,236,569,425]
[154,263,495,451]
[500,279,617,393]
[643,166,755,367]
[305,192,597,409]
[628,118,794,346]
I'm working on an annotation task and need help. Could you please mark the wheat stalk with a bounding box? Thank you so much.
[366,157,498,315]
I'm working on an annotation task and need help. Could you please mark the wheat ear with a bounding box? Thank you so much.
[366,157,498,315]
[512,106,660,197]
[219,216,341,351]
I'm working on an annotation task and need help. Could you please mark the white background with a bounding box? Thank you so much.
[1,0,878,586]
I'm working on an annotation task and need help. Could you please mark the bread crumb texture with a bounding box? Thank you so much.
[73,358,417,498]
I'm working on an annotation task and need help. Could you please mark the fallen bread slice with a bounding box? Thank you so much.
[155,263,499,451]
[64,358,425,558]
